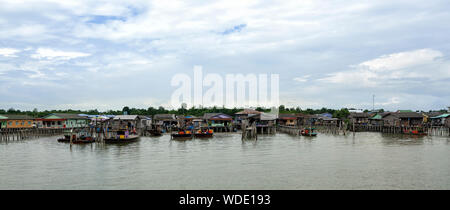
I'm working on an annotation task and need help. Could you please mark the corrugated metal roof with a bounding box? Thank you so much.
[235,109,261,115]
[203,113,232,120]
[0,114,34,120]
[113,115,139,120]
[153,114,176,120]
[43,113,88,120]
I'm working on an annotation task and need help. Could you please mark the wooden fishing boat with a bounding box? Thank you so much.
[149,129,163,136]
[57,134,95,144]
[171,130,193,140]
[104,130,140,143]
[104,135,140,143]
[403,129,427,136]
[300,128,317,137]
[194,127,214,139]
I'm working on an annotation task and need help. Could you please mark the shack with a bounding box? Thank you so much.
[423,112,443,125]
[382,112,424,127]
[203,113,233,132]
[349,113,371,125]
[277,113,297,126]
[369,113,390,126]
[182,115,203,129]
[153,114,177,128]
[234,109,262,128]
[111,115,142,131]
[430,114,450,127]
[295,113,311,126]
[317,116,340,126]
[248,112,277,134]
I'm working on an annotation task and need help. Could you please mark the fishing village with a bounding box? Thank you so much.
[1,106,449,144]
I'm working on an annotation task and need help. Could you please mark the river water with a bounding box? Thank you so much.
[0,132,449,189]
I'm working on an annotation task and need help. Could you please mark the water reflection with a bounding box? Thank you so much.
[380,133,426,146]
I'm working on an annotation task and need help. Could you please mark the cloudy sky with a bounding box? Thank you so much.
[1,0,449,111]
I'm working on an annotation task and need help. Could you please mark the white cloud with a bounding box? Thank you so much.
[1,0,450,111]
[0,48,21,57]
[293,75,311,82]
[319,49,449,87]
[357,49,443,72]
[31,48,90,60]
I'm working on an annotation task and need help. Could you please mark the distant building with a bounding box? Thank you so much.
[203,113,233,128]
[422,112,443,124]
[369,112,390,126]
[234,109,262,128]
[37,113,89,128]
[348,113,372,125]
[277,113,297,126]
[382,112,424,127]
[430,114,450,127]
[153,114,177,127]
[111,115,146,130]
[0,114,35,128]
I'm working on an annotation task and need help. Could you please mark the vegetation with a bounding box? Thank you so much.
[0,106,446,119]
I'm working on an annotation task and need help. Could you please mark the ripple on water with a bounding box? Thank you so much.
[0,132,449,189]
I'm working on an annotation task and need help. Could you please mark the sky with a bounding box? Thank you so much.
[0,0,449,112]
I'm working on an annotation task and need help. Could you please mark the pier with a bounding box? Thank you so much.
[0,128,83,141]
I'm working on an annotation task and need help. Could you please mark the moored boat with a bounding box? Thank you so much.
[300,128,317,136]
[171,129,193,140]
[57,134,95,144]
[403,129,427,135]
[194,127,214,139]
[104,130,140,143]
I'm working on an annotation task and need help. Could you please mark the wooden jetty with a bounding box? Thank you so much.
[0,127,84,142]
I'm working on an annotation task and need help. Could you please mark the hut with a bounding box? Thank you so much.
[382,112,424,127]
[0,114,35,128]
[277,113,297,126]
[37,113,89,128]
[234,109,262,128]
[369,112,390,126]
[348,113,371,125]
[182,115,203,129]
[295,113,313,126]
[153,114,177,127]
[430,114,450,127]
[203,113,233,132]
[139,115,152,129]
[111,115,143,131]
[422,112,443,125]
[235,109,261,126]
[318,116,340,126]
[248,112,277,134]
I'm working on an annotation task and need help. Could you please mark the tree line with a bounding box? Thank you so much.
[2,106,445,119]
[0,106,355,119]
